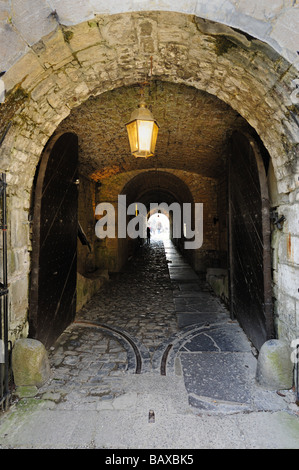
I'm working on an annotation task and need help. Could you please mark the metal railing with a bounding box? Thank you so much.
[0,173,11,411]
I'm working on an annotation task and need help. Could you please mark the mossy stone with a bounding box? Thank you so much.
[256,339,293,390]
[12,338,50,388]
[15,385,38,398]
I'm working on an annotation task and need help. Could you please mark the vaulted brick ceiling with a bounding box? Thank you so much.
[57,80,250,182]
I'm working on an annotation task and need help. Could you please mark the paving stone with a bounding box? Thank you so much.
[181,324,252,353]
[63,356,80,366]
[176,283,202,291]
[177,312,227,328]
[180,351,257,406]
[112,392,138,410]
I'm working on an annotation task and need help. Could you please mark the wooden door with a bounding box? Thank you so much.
[29,133,78,348]
[228,131,274,350]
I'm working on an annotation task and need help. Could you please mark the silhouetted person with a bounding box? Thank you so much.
[147,226,151,244]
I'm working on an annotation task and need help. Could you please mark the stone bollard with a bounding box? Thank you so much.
[12,338,50,389]
[256,339,293,390]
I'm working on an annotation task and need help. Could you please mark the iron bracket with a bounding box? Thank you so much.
[270,211,286,230]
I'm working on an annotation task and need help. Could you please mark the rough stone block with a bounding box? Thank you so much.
[237,0,283,21]
[34,29,73,69]
[0,22,27,71]
[278,263,299,299]
[11,0,55,46]
[3,51,46,94]
[270,8,299,59]
[12,338,50,388]
[61,22,102,51]
[50,0,94,25]
[15,385,38,398]
[256,339,293,390]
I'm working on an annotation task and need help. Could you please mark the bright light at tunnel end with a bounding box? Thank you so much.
[95,195,203,249]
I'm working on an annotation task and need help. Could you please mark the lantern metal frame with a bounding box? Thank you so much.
[125,58,159,158]
[125,101,159,158]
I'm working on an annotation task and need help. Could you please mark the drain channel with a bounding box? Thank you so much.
[74,320,142,374]
[160,343,173,376]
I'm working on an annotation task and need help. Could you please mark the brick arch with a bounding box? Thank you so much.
[121,170,194,207]
[122,171,197,253]
[99,168,218,269]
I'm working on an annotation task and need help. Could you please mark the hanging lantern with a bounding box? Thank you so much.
[126,101,159,158]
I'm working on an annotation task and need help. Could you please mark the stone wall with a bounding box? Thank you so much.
[77,175,97,275]
[0,1,298,70]
[1,13,297,192]
[272,197,299,342]
[266,158,299,344]
[76,174,108,310]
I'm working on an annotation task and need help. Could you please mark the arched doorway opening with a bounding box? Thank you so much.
[120,170,195,258]
[27,85,275,353]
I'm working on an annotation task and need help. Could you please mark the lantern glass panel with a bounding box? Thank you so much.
[126,121,138,153]
[151,122,159,153]
[137,120,154,153]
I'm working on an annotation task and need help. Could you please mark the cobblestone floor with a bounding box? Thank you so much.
[77,240,179,354]
[36,239,297,416]
[38,240,181,409]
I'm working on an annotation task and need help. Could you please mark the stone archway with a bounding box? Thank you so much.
[122,170,196,258]
[0,10,298,348]
[1,12,297,188]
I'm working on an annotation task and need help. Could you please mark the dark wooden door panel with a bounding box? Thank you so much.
[30,133,78,348]
[229,131,274,350]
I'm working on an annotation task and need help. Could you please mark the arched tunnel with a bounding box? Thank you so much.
[0,8,298,439]
[28,79,274,354]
